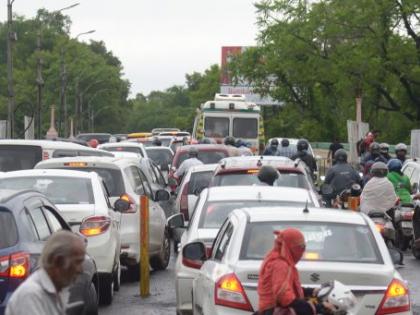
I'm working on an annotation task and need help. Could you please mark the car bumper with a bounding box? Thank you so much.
[86,232,117,274]
[175,256,200,313]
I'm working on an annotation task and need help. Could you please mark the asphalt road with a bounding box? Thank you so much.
[100,250,420,315]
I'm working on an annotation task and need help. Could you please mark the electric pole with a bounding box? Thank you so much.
[36,32,44,139]
[6,0,16,138]
[59,48,67,137]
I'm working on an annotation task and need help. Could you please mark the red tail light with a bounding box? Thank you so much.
[180,182,189,221]
[402,211,414,220]
[42,151,50,160]
[375,223,385,234]
[215,273,253,311]
[376,279,410,314]
[120,193,137,213]
[0,252,30,279]
[80,216,111,237]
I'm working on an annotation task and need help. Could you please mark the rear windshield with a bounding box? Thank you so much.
[204,117,229,138]
[146,148,173,166]
[57,167,124,197]
[102,146,144,157]
[0,210,18,249]
[241,222,382,263]
[199,201,314,229]
[159,139,172,147]
[188,171,214,194]
[170,141,183,153]
[177,151,228,167]
[76,134,111,143]
[0,177,94,204]
[233,118,258,138]
[0,145,42,171]
[213,172,309,189]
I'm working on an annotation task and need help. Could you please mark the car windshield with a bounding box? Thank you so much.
[240,222,382,264]
[177,150,228,167]
[159,138,172,146]
[57,167,125,197]
[233,118,258,138]
[188,171,214,194]
[146,148,173,166]
[204,117,229,138]
[0,145,42,171]
[213,172,309,189]
[198,201,313,229]
[0,210,18,249]
[0,176,94,204]
[170,141,183,153]
[102,146,144,157]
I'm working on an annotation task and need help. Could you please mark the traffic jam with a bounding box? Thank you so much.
[0,94,418,315]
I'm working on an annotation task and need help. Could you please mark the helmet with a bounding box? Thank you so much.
[152,138,162,146]
[369,142,380,153]
[387,159,403,172]
[88,138,99,148]
[200,138,211,144]
[317,281,357,312]
[224,136,236,146]
[270,139,279,147]
[297,139,309,152]
[334,149,347,162]
[395,143,408,153]
[380,143,389,153]
[188,147,199,158]
[370,162,388,177]
[281,138,289,147]
[235,139,244,147]
[257,165,279,186]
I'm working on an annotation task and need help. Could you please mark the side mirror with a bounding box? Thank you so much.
[168,177,177,187]
[167,213,185,229]
[182,241,207,269]
[155,189,170,201]
[114,198,131,213]
[412,182,418,194]
[388,248,404,266]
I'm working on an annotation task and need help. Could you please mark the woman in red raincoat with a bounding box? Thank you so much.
[256,228,335,315]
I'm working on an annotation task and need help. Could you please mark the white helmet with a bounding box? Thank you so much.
[317,281,357,312]
[395,143,407,152]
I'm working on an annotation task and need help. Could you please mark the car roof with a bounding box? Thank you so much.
[0,139,93,149]
[0,169,98,179]
[235,207,367,225]
[206,186,313,203]
[35,156,137,169]
[176,144,232,153]
[189,164,218,173]
[215,156,304,173]
[98,142,144,149]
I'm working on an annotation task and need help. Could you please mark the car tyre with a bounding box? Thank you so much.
[98,274,114,305]
[84,282,98,315]
[113,261,121,291]
[127,264,140,282]
[150,230,171,271]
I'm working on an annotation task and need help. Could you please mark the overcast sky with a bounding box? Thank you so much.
[2,0,259,96]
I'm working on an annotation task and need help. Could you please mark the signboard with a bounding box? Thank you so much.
[220,46,282,106]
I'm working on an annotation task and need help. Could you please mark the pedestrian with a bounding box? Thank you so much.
[255,228,336,315]
[327,138,343,165]
[5,230,86,315]
[174,147,203,180]
[277,138,295,158]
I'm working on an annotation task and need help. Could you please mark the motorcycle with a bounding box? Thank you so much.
[321,183,361,211]
[368,210,396,249]
[394,203,414,251]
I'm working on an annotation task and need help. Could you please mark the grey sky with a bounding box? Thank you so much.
[2,1,258,96]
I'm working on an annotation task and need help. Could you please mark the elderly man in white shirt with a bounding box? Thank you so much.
[175,147,203,180]
[5,230,85,315]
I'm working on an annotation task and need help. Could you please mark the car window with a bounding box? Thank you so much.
[204,117,229,138]
[137,169,153,197]
[176,151,228,167]
[125,166,145,194]
[214,223,234,261]
[0,145,42,171]
[233,118,258,138]
[30,207,51,241]
[100,181,112,208]
[43,207,65,233]
[188,171,214,194]
[146,148,173,167]
[0,210,18,249]
[150,161,166,186]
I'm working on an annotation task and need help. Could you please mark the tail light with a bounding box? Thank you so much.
[180,182,189,221]
[375,223,385,234]
[215,273,253,311]
[80,216,111,237]
[120,193,137,213]
[402,211,414,220]
[376,279,410,314]
[42,151,50,160]
[0,252,30,279]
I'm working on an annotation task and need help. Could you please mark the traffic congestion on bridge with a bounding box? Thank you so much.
[1,1,420,315]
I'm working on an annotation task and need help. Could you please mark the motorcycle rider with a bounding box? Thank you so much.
[387,159,412,204]
[174,147,203,180]
[291,139,317,176]
[361,142,387,183]
[277,138,295,158]
[360,162,397,215]
[324,149,362,198]
[380,143,392,162]
[152,137,162,146]
[224,136,236,147]
[263,139,279,156]
[236,139,253,156]
[395,143,408,164]
[257,165,279,186]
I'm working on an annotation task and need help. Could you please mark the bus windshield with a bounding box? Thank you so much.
[233,118,258,138]
[204,117,229,138]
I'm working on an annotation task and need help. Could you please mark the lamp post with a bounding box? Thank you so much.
[84,89,110,132]
[35,32,44,139]
[76,78,103,133]
[6,0,17,139]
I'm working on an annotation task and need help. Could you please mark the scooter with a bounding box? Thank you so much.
[394,203,414,251]
[368,210,396,249]
[317,281,357,315]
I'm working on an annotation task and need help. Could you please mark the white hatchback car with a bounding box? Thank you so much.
[169,185,319,315]
[98,142,148,158]
[35,156,171,280]
[0,169,121,305]
[184,207,411,315]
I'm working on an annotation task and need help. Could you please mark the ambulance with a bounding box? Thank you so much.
[192,94,265,154]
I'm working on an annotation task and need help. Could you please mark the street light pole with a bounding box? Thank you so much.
[59,48,67,137]
[6,0,16,138]
[35,31,44,139]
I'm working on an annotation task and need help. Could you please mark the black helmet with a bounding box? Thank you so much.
[257,165,279,186]
[370,162,388,177]
[297,139,309,152]
[369,142,380,154]
[188,147,199,158]
[224,136,236,146]
[152,138,162,146]
[334,149,347,162]
[271,139,279,147]
[201,138,211,144]
[281,138,289,147]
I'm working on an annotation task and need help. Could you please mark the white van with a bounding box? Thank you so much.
[0,139,113,172]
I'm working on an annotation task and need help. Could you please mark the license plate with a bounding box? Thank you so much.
[402,221,413,228]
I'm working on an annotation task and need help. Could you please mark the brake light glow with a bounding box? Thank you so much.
[80,216,111,237]
[376,279,410,314]
[120,193,136,213]
[375,223,385,234]
[64,162,88,167]
[215,273,253,311]
[180,182,189,221]
[42,151,50,160]
[304,252,320,260]
[247,169,259,174]
[402,211,414,220]
[0,252,30,279]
